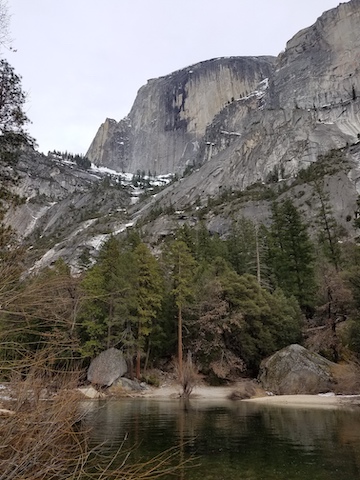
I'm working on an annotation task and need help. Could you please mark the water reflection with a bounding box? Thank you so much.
[83,399,360,480]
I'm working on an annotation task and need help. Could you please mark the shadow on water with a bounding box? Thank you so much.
[82,398,360,480]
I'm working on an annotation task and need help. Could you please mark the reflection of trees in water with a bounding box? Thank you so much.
[83,399,360,480]
[337,414,360,474]
[261,407,343,450]
[259,406,360,478]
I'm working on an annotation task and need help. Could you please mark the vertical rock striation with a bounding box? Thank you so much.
[86,57,275,174]
[269,0,360,112]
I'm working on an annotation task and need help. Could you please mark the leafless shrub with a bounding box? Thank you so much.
[209,351,245,381]
[0,348,191,479]
[227,380,261,401]
[0,359,87,480]
[0,264,188,479]
[174,352,201,398]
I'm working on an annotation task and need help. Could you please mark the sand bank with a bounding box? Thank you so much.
[144,384,360,408]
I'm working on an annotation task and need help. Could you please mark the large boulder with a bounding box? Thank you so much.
[258,344,335,395]
[87,348,127,387]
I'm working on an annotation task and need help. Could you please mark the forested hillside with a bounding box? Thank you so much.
[3,206,360,384]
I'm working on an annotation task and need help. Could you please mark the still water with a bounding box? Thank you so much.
[83,398,360,480]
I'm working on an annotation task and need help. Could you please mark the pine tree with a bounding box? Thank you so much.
[133,243,163,379]
[0,58,34,251]
[226,217,265,281]
[267,199,315,311]
[165,240,197,381]
[79,237,136,358]
[314,181,342,270]
[190,260,302,376]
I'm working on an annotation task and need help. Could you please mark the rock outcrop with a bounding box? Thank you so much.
[87,0,360,190]
[258,344,335,395]
[86,57,275,174]
[269,0,360,112]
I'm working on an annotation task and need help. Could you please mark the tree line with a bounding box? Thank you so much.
[2,194,360,383]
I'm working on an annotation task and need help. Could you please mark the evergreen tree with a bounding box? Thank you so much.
[164,240,197,380]
[226,217,265,281]
[0,58,34,250]
[190,259,302,376]
[314,181,342,270]
[194,222,227,264]
[267,199,315,311]
[79,237,136,358]
[133,243,163,379]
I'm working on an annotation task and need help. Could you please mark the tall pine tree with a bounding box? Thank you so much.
[165,240,197,381]
[133,243,163,379]
[79,236,136,358]
[267,199,315,312]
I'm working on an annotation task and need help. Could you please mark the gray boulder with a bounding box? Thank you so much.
[114,377,149,391]
[87,348,127,387]
[258,344,335,395]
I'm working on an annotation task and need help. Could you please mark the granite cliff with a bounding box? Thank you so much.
[87,0,360,188]
[86,56,275,175]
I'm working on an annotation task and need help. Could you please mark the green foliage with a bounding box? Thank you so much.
[225,217,263,278]
[0,58,34,246]
[296,149,348,184]
[348,320,360,354]
[0,59,34,166]
[164,239,198,377]
[266,199,316,311]
[175,223,228,265]
[50,151,92,170]
[133,242,164,374]
[190,262,302,376]
[74,154,91,170]
[314,181,342,270]
[79,236,137,358]
[165,239,197,310]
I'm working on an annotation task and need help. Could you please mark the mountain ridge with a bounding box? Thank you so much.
[5,0,360,271]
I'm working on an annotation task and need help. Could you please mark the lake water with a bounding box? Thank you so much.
[83,398,360,480]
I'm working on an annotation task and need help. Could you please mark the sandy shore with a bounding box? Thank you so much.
[245,394,360,408]
[143,383,360,408]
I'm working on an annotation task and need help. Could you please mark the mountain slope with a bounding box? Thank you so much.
[5,0,360,270]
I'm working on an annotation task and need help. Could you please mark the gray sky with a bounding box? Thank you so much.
[8,0,341,155]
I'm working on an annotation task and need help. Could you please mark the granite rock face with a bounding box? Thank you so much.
[86,57,275,175]
[269,0,360,112]
[87,0,360,188]
[258,344,335,395]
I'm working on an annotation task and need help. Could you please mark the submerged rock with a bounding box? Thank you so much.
[87,348,127,387]
[113,377,149,392]
[258,344,335,395]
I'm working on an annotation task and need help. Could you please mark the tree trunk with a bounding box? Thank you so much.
[178,304,183,382]
[136,349,141,380]
[144,340,151,373]
[255,226,261,286]
[136,320,141,379]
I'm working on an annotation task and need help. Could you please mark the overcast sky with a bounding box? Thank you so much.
[7,0,342,155]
